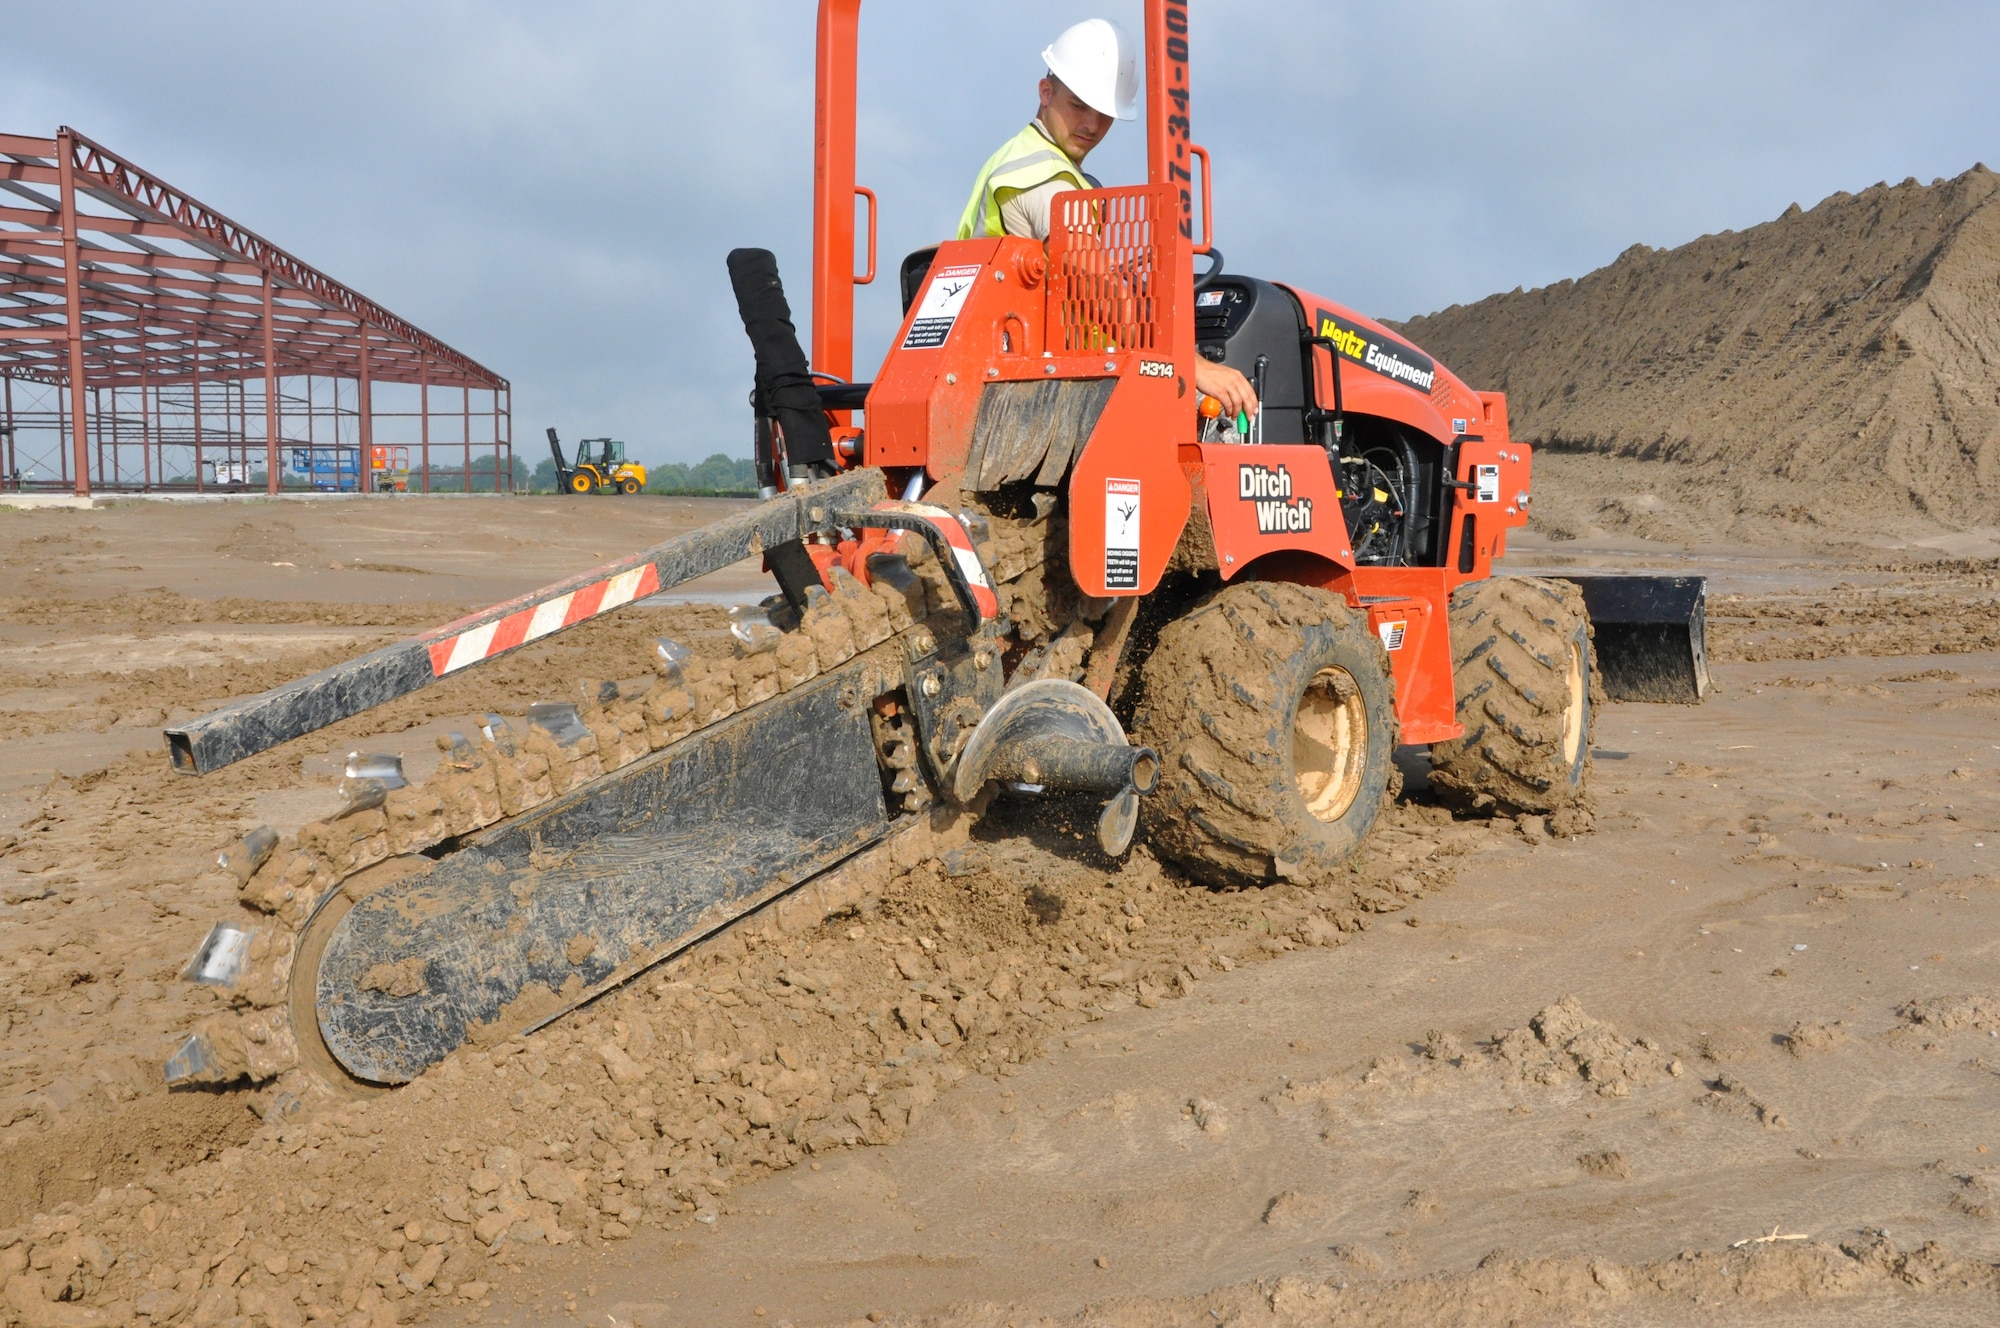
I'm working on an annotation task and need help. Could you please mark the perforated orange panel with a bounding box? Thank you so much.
[1047,185,1175,355]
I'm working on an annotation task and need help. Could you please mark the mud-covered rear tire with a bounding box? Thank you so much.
[1428,576,1596,814]
[1133,581,1398,886]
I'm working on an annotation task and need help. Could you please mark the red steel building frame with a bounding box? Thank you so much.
[0,127,511,496]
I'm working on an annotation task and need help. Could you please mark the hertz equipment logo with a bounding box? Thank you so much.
[1239,463,1313,533]
[1316,310,1436,393]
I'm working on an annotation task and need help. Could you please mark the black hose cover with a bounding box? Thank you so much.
[726,248,833,466]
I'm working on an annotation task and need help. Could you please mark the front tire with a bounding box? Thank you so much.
[568,472,595,495]
[1428,576,1595,814]
[1133,581,1398,885]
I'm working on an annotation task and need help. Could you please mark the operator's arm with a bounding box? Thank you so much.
[997,179,1077,243]
[1194,360,1258,420]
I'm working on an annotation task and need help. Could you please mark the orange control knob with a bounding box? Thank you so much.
[1198,394,1223,419]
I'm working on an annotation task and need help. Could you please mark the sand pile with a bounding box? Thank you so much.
[1272,994,1682,1116]
[1399,165,2000,546]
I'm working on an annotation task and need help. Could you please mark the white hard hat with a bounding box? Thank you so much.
[1042,18,1137,121]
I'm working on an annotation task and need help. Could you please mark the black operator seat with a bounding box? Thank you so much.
[1193,276,1309,444]
[811,246,940,412]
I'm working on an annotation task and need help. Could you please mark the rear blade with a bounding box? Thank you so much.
[1563,575,1709,704]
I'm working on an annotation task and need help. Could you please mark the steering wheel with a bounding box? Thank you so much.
[1195,247,1226,290]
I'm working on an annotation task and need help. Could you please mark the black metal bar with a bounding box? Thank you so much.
[981,734,1160,797]
[165,468,888,775]
[764,537,827,612]
[814,381,871,410]
[1305,334,1344,423]
[825,509,985,638]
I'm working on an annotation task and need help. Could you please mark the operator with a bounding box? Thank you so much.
[956,18,1257,423]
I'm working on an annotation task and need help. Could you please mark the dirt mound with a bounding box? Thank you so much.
[1271,995,1682,1115]
[1398,165,2000,546]
[1899,993,2000,1032]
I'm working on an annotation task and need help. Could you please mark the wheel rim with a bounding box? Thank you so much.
[1561,639,1586,770]
[1293,666,1369,823]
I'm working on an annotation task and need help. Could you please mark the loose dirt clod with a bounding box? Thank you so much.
[1782,1021,1847,1057]
[1899,994,2000,1032]
[1578,1150,1632,1181]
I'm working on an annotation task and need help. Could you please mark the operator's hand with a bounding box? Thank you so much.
[1193,360,1258,421]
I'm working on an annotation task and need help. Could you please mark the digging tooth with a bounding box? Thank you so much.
[642,681,699,749]
[337,778,389,814]
[522,713,603,791]
[481,712,517,754]
[827,565,893,648]
[309,800,392,877]
[239,847,317,925]
[182,920,295,1007]
[438,731,479,769]
[868,564,920,629]
[775,632,822,689]
[735,652,781,707]
[729,604,784,655]
[653,636,693,681]
[162,1025,224,1085]
[689,663,739,723]
[385,784,451,856]
[576,683,633,769]
[607,694,653,765]
[164,1008,300,1085]
[803,597,858,666]
[217,825,279,884]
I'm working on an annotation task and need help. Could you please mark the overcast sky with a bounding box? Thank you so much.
[8,1,1997,466]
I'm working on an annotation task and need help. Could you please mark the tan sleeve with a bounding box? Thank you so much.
[996,178,1077,243]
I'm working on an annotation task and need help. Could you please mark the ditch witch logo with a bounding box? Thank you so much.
[1239,464,1312,533]
[1316,310,1436,393]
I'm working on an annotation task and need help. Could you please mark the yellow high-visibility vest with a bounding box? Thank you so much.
[955,121,1095,240]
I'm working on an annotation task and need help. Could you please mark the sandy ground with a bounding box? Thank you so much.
[2,493,1997,1328]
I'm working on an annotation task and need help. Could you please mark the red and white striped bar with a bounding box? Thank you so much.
[164,469,888,776]
[427,564,660,677]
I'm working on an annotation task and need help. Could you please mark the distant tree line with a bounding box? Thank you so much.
[400,457,530,493]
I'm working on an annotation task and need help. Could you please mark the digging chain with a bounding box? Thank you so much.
[172,505,1074,1091]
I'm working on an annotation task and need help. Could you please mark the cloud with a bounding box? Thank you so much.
[6,0,1997,465]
